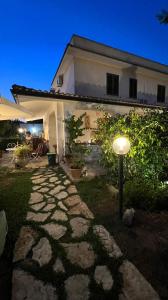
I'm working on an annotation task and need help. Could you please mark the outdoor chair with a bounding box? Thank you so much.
[6,143,16,149]
[31,143,44,159]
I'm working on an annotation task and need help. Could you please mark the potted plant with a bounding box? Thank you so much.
[14,145,31,168]
[64,113,86,164]
[70,143,90,179]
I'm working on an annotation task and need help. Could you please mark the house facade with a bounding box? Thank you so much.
[52,35,168,104]
[11,35,168,160]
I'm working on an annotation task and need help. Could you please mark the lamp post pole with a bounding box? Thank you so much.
[118,154,123,219]
[112,136,130,220]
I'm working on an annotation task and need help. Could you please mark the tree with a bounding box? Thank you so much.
[157,10,168,24]
[0,120,19,137]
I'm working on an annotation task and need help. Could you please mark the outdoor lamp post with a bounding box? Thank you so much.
[112,136,131,219]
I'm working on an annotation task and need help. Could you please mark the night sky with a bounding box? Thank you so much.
[0,0,168,101]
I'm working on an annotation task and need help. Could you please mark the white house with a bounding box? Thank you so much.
[11,35,168,160]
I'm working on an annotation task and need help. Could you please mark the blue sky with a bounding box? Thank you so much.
[0,0,168,102]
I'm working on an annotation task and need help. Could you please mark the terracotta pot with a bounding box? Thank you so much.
[70,168,82,179]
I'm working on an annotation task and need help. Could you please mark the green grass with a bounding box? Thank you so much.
[76,176,118,225]
[0,167,32,299]
[0,168,32,259]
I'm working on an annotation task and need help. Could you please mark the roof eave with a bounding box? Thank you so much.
[11,86,166,110]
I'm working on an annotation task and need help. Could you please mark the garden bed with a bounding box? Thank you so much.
[77,176,168,299]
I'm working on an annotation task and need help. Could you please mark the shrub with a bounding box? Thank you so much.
[70,143,90,169]
[124,179,168,211]
[96,109,168,183]
[64,114,86,154]
[96,108,168,211]
[14,145,31,158]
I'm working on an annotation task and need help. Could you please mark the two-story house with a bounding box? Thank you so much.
[11,35,168,159]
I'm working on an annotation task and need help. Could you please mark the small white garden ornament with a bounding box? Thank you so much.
[122,208,135,226]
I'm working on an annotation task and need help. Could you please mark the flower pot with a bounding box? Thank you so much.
[14,157,27,168]
[70,168,82,179]
[47,153,56,166]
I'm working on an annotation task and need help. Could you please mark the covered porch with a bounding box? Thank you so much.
[11,85,147,162]
[9,85,151,178]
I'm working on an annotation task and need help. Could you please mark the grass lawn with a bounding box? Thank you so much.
[0,167,32,300]
[77,176,168,300]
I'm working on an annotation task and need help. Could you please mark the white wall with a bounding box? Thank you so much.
[43,101,65,160]
[52,58,75,94]
[43,102,57,152]
[74,57,168,105]
[57,102,65,160]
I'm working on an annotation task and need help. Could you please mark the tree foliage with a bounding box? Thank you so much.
[95,109,168,185]
[64,113,86,153]
[157,10,168,24]
[0,120,19,137]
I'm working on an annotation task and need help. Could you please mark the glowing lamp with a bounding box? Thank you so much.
[18,128,24,134]
[112,136,131,219]
[112,136,130,155]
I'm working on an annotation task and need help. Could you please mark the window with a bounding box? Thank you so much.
[129,78,137,99]
[157,85,166,103]
[57,74,64,87]
[106,73,119,96]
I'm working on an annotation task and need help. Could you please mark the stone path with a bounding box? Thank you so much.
[12,167,160,300]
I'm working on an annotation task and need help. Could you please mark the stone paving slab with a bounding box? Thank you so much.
[93,224,123,258]
[12,270,57,300]
[61,241,96,269]
[40,223,67,240]
[70,217,90,238]
[26,211,50,222]
[65,274,90,300]
[32,237,52,266]
[12,167,160,300]
[29,192,43,205]
[13,226,38,262]
[94,265,113,291]
[119,260,160,300]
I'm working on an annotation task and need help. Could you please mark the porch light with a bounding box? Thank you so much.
[112,136,131,219]
[18,127,24,134]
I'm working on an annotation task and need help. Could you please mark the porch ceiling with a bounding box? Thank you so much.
[19,98,54,119]
[0,97,33,121]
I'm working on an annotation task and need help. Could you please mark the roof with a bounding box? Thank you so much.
[52,34,168,84]
[71,35,168,74]
[11,84,165,109]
